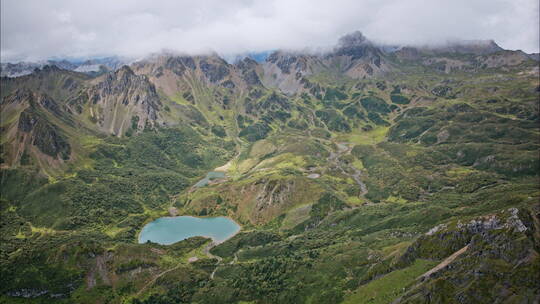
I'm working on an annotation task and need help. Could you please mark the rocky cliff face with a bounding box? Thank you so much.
[395,207,539,303]
[420,39,503,56]
[235,57,263,86]
[18,108,71,160]
[261,51,321,94]
[1,31,537,169]
[332,32,389,78]
[393,39,536,73]
[84,66,163,136]
[1,89,72,167]
[261,31,390,94]
[131,54,257,97]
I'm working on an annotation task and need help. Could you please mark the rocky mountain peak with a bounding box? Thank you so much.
[100,65,155,95]
[48,59,78,70]
[2,88,33,105]
[235,57,258,70]
[266,51,309,74]
[198,56,231,83]
[163,55,197,76]
[0,88,72,164]
[433,39,503,55]
[337,31,369,48]
[333,31,380,60]
[86,64,162,136]
[235,57,262,86]
[34,64,63,74]
[117,65,135,76]
[3,89,64,119]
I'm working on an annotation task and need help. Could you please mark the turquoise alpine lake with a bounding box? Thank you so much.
[194,171,225,187]
[138,216,241,245]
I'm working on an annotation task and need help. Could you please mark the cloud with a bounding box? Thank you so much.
[1,0,538,62]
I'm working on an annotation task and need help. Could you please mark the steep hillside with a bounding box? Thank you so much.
[262,32,390,94]
[1,89,72,165]
[82,66,164,136]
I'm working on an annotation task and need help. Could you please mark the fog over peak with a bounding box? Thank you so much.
[1,0,538,63]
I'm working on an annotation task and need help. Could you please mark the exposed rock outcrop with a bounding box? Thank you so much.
[86,66,162,136]
[1,89,72,166]
[262,31,390,94]
[235,57,262,86]
[395,207,539,303]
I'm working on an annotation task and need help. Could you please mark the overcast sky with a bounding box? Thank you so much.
[1,0,539,62]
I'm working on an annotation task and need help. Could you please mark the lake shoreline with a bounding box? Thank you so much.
[138,215,241,245]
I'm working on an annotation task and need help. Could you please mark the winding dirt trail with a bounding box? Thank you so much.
[136,263,183,296]
[202,241,223,279]
[388,245,471,303]
[327,142,369,197]
[418,245,469,280]
[137,240,224,295]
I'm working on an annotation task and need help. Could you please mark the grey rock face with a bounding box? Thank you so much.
[17,109,38,132]
[13,93,72,160]
[200,60,229,82]
[267,53,298,74]
[236,58,262,86]
[337,31,368,48]
[455,208,528,234]
[86,66,163,135]
[165,56,196,76]
[506,208,528,232]
[7,289,49,298]
[458,215,502,233]
[334,31,380,61]
[426,223,447,236]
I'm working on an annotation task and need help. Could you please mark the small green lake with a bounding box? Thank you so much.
[138,216,240,245]
[194,171,225,187]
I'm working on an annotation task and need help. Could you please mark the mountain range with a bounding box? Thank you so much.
[0,57,127,78]
[0,31,539,303]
